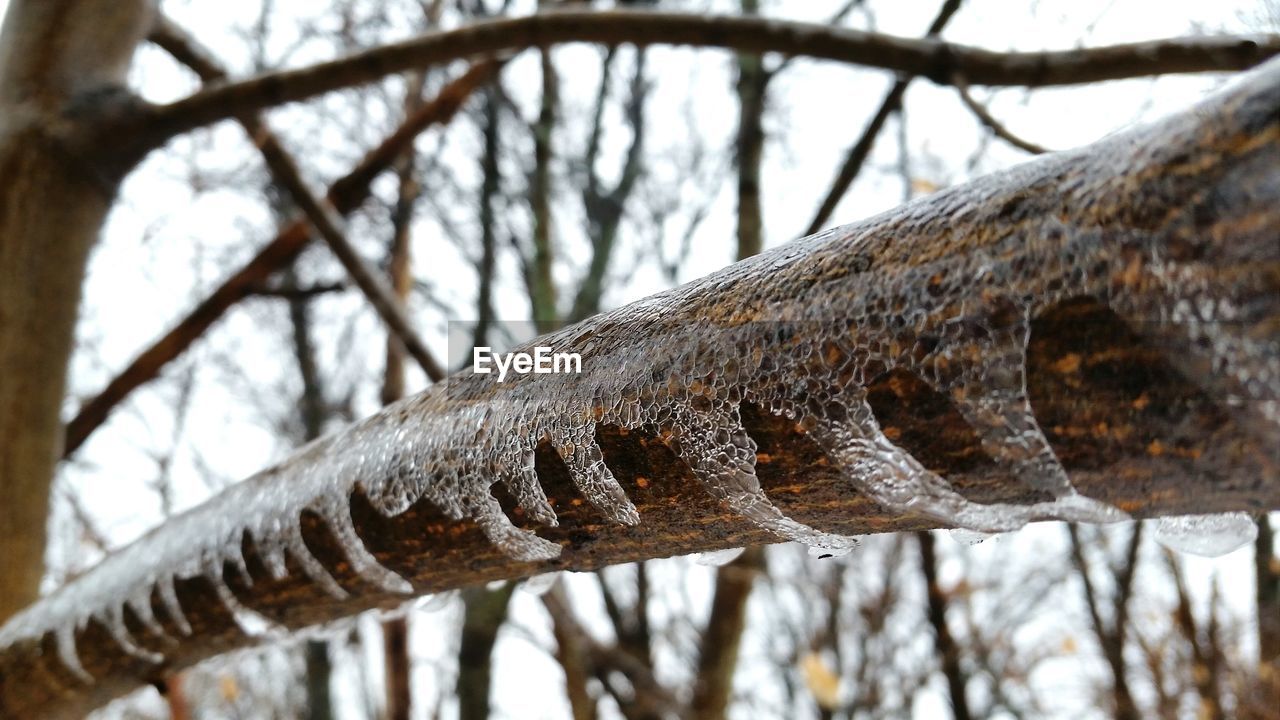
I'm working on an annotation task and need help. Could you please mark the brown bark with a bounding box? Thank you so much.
[2,60,1278,718]
[0,0,154,623]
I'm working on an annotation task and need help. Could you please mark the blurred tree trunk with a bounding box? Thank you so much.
[1255,515,1279,712]
[690,547,765,719]
[733,0,766,261]
[474,87,501,349]
[381,69,428,720]
[528,45,560,332]
[568,49,649,322]
[457,584,516,720]
[917,531,972,720]
[691,32,771,709]
[543,584,597,720]
[284,259,338,720]
[0,0,153,624]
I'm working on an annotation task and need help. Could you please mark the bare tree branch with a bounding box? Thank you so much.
[804,0,963,236]
[918,531,973,720]
[951,73,1051,155]
[136,10,1280,144]
[62,59,501,457]
[153,17,446,382]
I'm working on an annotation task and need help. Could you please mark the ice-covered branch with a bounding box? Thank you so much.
[5,57,1278,719]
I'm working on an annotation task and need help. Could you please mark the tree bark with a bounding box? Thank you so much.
[0,0,153,623]
[1,58,1277,719]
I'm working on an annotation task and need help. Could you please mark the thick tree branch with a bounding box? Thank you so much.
[62,59,501,457]
[137,10,1280,145]
[0,0,155,624]
[4,59,1278,718]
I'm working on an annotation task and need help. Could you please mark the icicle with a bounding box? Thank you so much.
[30,637,78,696]
[319,504,414,595]
[258,541,290,581]
[799,391,1027,533]
[498,441,559,527]
[99,604,163,664]
[470,491,562,562]
[283,525,348,600]
[518,571,562,596]
[550,424,640,526]
[224,542,254,590]
[693,547,745,566]
[125,587,173,645]
[913,303,1125,524]
[156,574,192,637]
[54,624,92,684]
[1139,257,1280,439]
[1154,512,1258,557]
[204,562,282,640]
[665,405,858,554]
[806,545,853,559]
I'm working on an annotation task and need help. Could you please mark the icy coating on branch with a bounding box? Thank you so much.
[2,59,1278,702]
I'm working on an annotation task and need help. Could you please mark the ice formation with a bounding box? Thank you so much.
[1154,513,1259,557]
[1,58,1276,701]
[693,547,746,567]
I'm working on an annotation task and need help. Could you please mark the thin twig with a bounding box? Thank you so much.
[803,0,964,236]
[951,72,1051,154]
